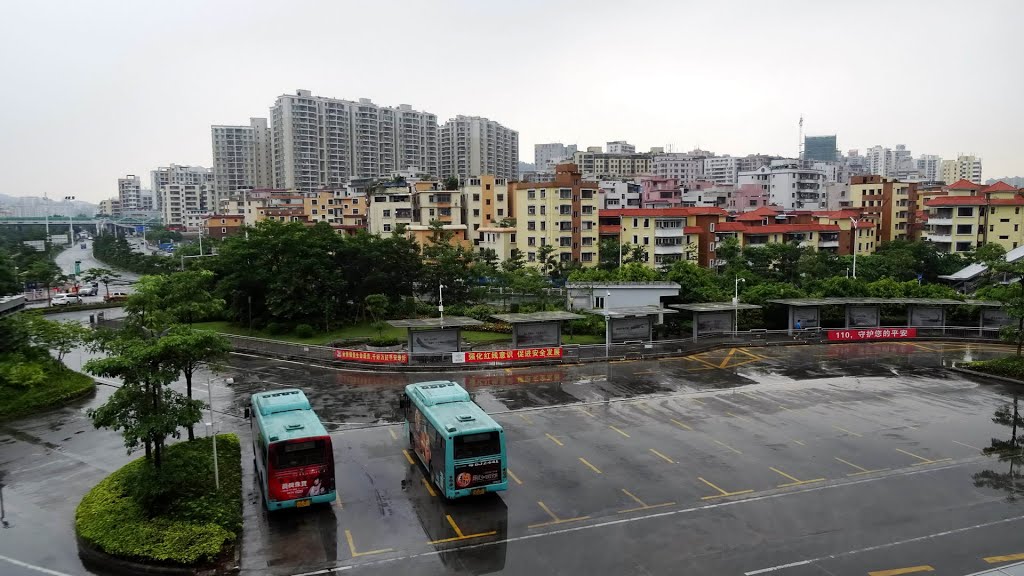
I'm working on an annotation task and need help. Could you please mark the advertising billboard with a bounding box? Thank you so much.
[696,312,732,335]
[793,307,819,328]
[333,349,408,364]
[909,306,944,327]
[847,306,879,327]
[610,317,652,342]
[513,322,560,348]
[982,308,1012,328]
[409,329,460,354]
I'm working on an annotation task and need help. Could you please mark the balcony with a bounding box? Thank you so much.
[655,226,686,237]
[928,217,953,226]
[926,233,953,243]
[818,240,839,248]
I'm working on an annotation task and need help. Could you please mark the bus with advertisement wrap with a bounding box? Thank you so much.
[399,381,508,499]
[246,389,337,510]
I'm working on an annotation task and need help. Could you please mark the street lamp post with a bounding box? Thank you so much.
[850,218,859,279]
[604,291,612,359]
[733,277,745,333]
[64,196,75,242]
[205,373,233,491]
[438,284,445,327]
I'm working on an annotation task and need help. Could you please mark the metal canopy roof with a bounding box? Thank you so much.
[670,302,763,312]
[491,311,586,323]
[387,316,483,329]
[588,305,679,318]
[767,297,980,307]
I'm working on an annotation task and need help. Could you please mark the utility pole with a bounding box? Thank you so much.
[208,373,219,490]
[850,218,859,278]
[438,283,445,327]
[604,291,612,359]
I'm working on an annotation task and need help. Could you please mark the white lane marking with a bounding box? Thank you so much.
[0,553,77,576]
[292,566,353,576]
[743,514,1024,574]
[286,458,984,576]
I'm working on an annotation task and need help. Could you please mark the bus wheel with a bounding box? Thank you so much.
[408,430,414,449]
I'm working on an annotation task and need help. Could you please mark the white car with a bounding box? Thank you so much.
[51,293,82,306]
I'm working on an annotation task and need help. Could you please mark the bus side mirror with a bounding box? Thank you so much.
[244,407,251,419]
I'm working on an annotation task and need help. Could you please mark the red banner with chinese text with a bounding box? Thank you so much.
[454,347,563,363]
[333,349,408,364]
[827,328,917,341]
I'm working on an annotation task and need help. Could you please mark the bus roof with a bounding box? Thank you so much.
[405,381,501,436]
[251,389,329,443]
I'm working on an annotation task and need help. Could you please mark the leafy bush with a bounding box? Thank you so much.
[75,435,242,566]
[265,322,287,336]
[474,322,512,334]
[0,355,47,388]
[368,336,402,347]
[0,357,94,420]
[509,302,520,313]
[961,356,1024,381]
[568,315,605,336]
[294,324,314,338]
[466,304,498,322]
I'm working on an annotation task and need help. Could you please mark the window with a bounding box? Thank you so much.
[497,209,504,216]
[582,252,594,262]
[485,199,491,205]
[497,194,504,202]
[990,225,994,232]
[560,237,571,247]
[528,237,536,246]
[473,194,480,201]
[540,189,546,199]
[560,189,571,199]
[383,209,391,217]
[528,191,535,200]
[955,242,972,252]
[473,209,480,217]
[540,206,546,215]
[528,221,536,230]
[559,253,571,262]
[485,184,491,191]
[560,205,571,215]
[454,432,500,459]
[220,227,226,233]
[383,224,392,232]
[1000,235,1009,240]
[352,209,359,215]
[957,207,974,217]
[429,208,435,216]
[1001,219,1010,223]
[956,224,973,235]
[594,296,605,308]
[528,252,536,262]
[528,206,536,215]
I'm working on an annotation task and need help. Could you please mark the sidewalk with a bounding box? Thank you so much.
[967,561,1024,575]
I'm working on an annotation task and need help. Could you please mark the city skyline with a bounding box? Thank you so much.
[1,0,1021,203]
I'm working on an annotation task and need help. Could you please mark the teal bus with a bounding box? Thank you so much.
[399,381,508,499]
[246,389,337,510]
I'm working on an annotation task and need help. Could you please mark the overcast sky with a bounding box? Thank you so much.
[1,0,1021,203]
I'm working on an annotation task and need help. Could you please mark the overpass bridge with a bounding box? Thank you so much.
[0,216,158,236]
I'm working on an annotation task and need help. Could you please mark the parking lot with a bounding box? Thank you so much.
[236,342,1024,576]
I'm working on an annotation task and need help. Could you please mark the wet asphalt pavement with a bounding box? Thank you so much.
[2,339,1024,576]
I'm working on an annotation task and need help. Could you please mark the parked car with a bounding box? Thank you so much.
[51,293,82,306]
[77,285,97,296]
[80,243,87,249]
[104,292,129,303]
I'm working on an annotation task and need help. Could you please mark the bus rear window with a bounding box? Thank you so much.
[273,439,326,468]
[454,432,500,460]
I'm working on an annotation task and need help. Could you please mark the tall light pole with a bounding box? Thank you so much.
[850,217,859,279]
[206,372,233,491]
[733,277,745,333]
[64,196,75,241]
[438,283,445,327]
[604,290,612,359]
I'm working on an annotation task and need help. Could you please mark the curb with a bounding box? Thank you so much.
[76,534,201,576]
[948,365,1024,385]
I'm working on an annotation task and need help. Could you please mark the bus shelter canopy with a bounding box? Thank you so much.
[387,317,483,329]
[491,311,586,323]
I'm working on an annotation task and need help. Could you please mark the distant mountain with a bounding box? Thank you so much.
[986,177,1024,187]
[0,193,99,217]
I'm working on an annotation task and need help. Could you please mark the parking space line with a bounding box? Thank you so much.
[344,530,393,558]
[719,349,738,368]
[427,514,498,545]
[634,369,657,375]
[832,425,863,438]
[402,450,416,465]
[519,414,534,425]
[726,411,755,424]
[649,448,675,464]
[953,440,983,452]
[689,355,722,370]
[895,448,952,466]
[545,433,564,447]
[576,407,595,418]
[421,477,437,497]
[507,469,523,485]
[770,466,824,487]
[388,428,397,441]
[670,418,693,431]
[691,397,706,405]
[529,501,590,528]
[712,439,742,455]
[834,457,889,476]
[868,566,934,576]
[984,552,1024,564]
[578,457,602,474]
[698,476,754,500]
[609,425,631,438]
[618,488,675,514]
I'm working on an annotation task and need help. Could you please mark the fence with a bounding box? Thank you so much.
[94,317,1007,371]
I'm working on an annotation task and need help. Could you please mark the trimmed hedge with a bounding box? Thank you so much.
[961,356,1024,382]
[75,434,242,566]
[0,361,95,421]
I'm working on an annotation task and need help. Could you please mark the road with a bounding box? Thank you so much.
[2,336,1024,576]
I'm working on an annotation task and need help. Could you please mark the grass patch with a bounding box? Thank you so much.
[961,356,1024,381]
[0,360,94,421]
[75,434,242,566]
[563,334,604,345]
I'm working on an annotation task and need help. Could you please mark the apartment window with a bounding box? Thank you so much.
[383,209,391,217]
[528,206,536,216]
[473,209,480,217]
[1001,218,1010,223]
[560,253,571,262]
[485,183,491,191]
[582,206,594,215]
[497,194,504,202]
[1000,235,1010,240]
[429,208,435,216]
[582,252,594,262]
[581,190,594,199]
[540,189,546,199]
[957,207,974,217]
[473,194,480,201]
[528,221,536,230]
[352,209,359,215]
[540,221,546,230]
[594,296,605,309]
[540,206,546,215]
[528,252,536,262]
[560,189,571,199]
[383,224,392,232]
[220,227,227,233]
[956,224,973,235]
[643,236,650,245]
[955,242,972,252]
[485,199,491,205]
[644,219,650,228]
[560,205,571,215]
[497,209,504,216]
[560,237,571,247]
[990,225,995,232]
[528,191,535,200]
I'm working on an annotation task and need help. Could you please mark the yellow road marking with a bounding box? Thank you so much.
[832,425,863,437]
[692,397,706,405]
[507,468,523,485]
[421,477,437,497]
[402,449,416,465]
[834,457,889,476]
[528,501,590,528]
[545,433,564,446]
[345,530,393,558]
[609,425,631,438]
[688,355,722,371]
[671,418,693,431]
[698,476,754,500]
[985,552,1024,564]
[618,488,675,513]
[712,439,742,455]
[953,440,983,451]
[576,407,595,418]
[868,566,934,576]
[726,411,755,424]
[895,448,952,466]
[740,391,760,400]
[769,466,825,487]
[388,428,397,441]
[578,457,602,474]
[632,402,654,412]
[427,514,498,544]
[719,348,739,368]
[634,369,656,375]
[649,448,675,464]
[725,357,766,369]
[518,413,534,424]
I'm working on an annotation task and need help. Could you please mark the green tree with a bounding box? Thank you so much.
[666,261,728,303]
[153,326,231,441]
[536,244,557,278]
[715,236,745,275]
[501,249,525,273]
[126,270,223,328]
[598,238,622,271]
[24,259,65,305]
[24,316,90,365]
[990,259,1024,356]
[0,251,19,295]
[364,293,389,337]
[617,262,661,281]
[421,221,475,305]
[82,267,122,300]
[444,175,460,191]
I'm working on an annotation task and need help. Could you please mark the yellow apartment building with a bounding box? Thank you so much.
[513,163,600,267]
[924,180,1024,253]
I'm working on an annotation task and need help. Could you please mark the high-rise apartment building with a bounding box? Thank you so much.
[606,141,636,154]
[118,175,142,211]
[737,160,827,210]
[849,175,917,243]
[916,155,942,182]
[534,143,577,170]
[211,118,273,201]
[703,156,739,185]
[941,155,983,185]
[803,135,838,162]
[463,175,511,244]
[160,183,215,229]
[439,116,519,181]
[572,150,652,178]
[151,165,213,197]
[652,151,711,183]
[270,90,440,192]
